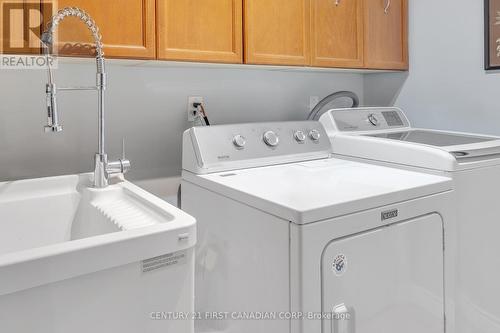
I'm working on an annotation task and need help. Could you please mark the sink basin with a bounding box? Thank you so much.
[0,173,196,333]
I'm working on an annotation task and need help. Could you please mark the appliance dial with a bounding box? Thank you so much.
[309,129,321,142]
[294,130,306,143]
[368,113,380,126]
[263,131,279,147]
[232,135,246,148]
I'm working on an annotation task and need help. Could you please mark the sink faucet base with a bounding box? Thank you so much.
[94,153,108,188]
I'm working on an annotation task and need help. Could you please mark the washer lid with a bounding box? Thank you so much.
[182,158,452,224]
[319,107,500,171]
[366,129,497,147]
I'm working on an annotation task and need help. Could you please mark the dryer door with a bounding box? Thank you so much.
[321,214,444,333]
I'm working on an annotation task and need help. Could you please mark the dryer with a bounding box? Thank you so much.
[319,107,500,333]
[181,121,454,333]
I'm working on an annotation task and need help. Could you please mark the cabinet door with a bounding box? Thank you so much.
[157,0,243,63]
[244,0,310,66]
[364,0,408,70]
[311,0,364,68]
[45,0,156,59]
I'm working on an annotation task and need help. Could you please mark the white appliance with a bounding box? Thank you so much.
[181,121,454,333]
[319,107,500,333]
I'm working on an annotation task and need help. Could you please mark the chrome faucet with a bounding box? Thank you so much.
[41,7,130,188]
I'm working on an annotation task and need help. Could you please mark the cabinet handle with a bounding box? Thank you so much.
[335,0,341,6]
[384,0,391,14]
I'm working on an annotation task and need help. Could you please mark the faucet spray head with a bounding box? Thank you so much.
[41,28,60,133]
[44,83,62,133]
[44,124,63,133]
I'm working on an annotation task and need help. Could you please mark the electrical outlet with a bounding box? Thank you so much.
[309,96,320,111]
[187,96,204,122]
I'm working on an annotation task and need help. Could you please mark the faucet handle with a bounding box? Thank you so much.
[106,138,131,176]
[122,137,126,160]
[120,137,131,173]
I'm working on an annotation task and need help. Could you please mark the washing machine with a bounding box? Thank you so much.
[181,121,454,333]
[319,107,500,333]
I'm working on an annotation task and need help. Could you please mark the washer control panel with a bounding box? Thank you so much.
[183,121,332,174]
[322,107,411,133]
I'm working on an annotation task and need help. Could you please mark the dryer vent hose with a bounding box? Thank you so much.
[307,91,359,120]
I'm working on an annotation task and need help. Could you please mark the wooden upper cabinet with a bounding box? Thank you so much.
[244,0,310,66]
[311,0,364,68]
[0,0,408,69]
[44,0,156,59]
[364,0,408,70]
[157,0,243,63]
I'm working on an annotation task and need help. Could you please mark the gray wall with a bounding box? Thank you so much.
[365,0,500,135]
[0,61,363,181]
[10,0,492,183]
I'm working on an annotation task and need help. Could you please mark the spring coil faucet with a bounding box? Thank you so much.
[41,7,130,188]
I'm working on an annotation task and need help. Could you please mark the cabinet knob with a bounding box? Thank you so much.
[335,0,341,6]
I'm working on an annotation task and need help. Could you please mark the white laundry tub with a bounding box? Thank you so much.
[0,174,196,333]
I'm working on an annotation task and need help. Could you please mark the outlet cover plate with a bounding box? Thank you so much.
[187,96,204,121]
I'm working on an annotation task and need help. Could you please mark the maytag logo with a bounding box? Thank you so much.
[381,209,398,221]
[217,155,230,160]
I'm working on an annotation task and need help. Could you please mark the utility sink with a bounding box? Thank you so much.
[0,173,196,333]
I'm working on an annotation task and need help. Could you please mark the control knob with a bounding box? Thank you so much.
[263,131,279,147]
[309,129,321,142]
[294,130,306,143]
[232,135,246,149]
[368,113,380,126]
